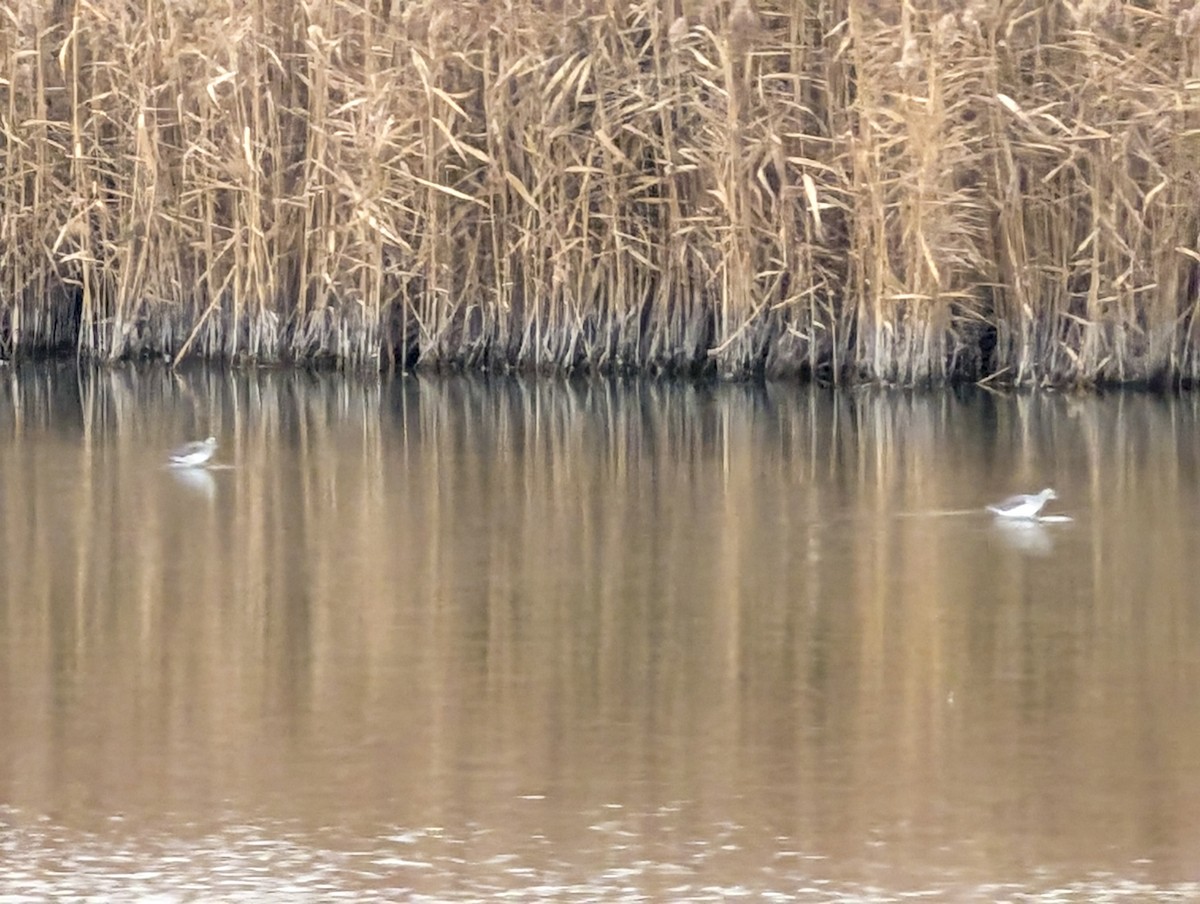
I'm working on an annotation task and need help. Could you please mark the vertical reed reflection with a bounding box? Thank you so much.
[0,368,1199,886]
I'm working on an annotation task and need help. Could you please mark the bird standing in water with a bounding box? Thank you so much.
[986,487,1057,520]
[168,436,218,468]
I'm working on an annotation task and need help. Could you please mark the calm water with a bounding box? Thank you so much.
[1,365,1199,901]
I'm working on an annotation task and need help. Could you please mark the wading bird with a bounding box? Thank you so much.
[168,436,218,468]
[986,488,1057,520]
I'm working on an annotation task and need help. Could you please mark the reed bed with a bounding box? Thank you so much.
[1,0,1198,385]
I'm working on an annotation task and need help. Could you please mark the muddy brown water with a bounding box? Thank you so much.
[1,366,1199,901]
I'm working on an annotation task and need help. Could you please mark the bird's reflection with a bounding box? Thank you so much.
[991,517,1053,556]
[169,465,216,499]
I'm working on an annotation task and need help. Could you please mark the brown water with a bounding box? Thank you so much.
[1,365,1199,901]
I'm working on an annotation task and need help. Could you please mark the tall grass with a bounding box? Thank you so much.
[0,0,1197,385]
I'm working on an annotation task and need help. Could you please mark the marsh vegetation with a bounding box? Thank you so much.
[1,0,1197,385]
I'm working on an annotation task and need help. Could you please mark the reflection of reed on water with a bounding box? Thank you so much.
[1,367,1199,886]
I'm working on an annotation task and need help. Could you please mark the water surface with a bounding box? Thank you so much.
[1,367,1199,900]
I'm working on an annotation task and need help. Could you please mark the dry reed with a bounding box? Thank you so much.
[1,0,1199,386]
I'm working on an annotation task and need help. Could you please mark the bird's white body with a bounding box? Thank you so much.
[986,487,1057,520]
[169,436,218,468]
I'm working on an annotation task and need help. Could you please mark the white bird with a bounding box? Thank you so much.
[986,487,1057,520]
[168,436,218,468]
